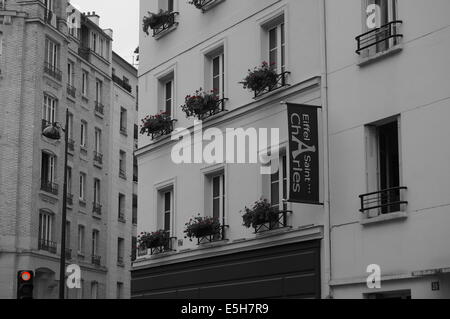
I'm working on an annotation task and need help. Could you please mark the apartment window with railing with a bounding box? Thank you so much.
[164,80,173,117]
[67,61,76,98]
[65,221,71,259]
[67,113,74,150]
[77,225,85,256]
[80,120,87,148]
[120,107,127,134]
[38,210,56,254]
[95,79,103,104]
[117,238,124,266]
[362,117,407,217]
[269,22,286,74]
[79,172,86,202]
[82,70,88,97]
[119,151,127,179]
[66,166,73,204]
[92,229,100,265]
[158,189,173,234]
[357,0,402,56]
[93,179,101,215]
[118,194,126,222]
[94,128,102,165]
[41,151,57,195]
[132,194,138,225]
[44,38,61,80]
[42,95,56,128]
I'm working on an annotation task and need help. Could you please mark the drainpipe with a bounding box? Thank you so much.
[319,0,333,299]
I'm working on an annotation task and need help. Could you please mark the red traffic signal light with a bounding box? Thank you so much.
[17,271,34,299]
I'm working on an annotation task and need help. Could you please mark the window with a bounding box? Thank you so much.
[67,113,74,140]
[131,236,137,261]
[91,282,98,299]
[44,0,54,12]
[80,121,87,147]
[212,174,225,222]
[359,0,400,56]
[67,61,75,86]
[91,32,98,53]
[132,194,138,225]
[82,71,88,97]
[117,282,123,299]
[41,152,56,184]
[65,221,71,251]
[93,179,101,205]
[118,194,125,220]
[94,128,102,154]
[120,108,127,133]
[270,155,287,210]
[212,52,225,98]
[365,118,401,214]
[92,230,99,256]
[95,79,102,104]
[268,23,286,74]
[158,190,173,233]
[67,166,73,195]
[42,95,57,125]
[100,38,104,57]
[159,0,174,12]
[117,238,124,265]
[77,225,85,255]
[164,80,173,117]
[38,211,54,245]
[133,156,138,182]
[79,173,86,201]
[119,151,127,178]
[45,38,59,68]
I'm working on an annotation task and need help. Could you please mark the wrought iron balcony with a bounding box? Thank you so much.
[94,152,103,166]
[190,0,224,12]
[41,119,52,132]
[356,21,403,55]
[253,71,290,98]
[148,233,177,256]
[118,212,126,223]
[112,74,132,93]
[39,239,57,254]
[78,47,91,62]
[197,98,228,121]
[359,186,408,216]
[197,225,228,245]
[95,101,104,115]
[150,119,177,140]
[92,255,101,266]
[67,84,76,98]
[41,180,58,195]
[119,169,127,179]
[43,62,62,81]
[253,210,293,234]
[151,12,178,37]
[92,203,102,216]
[120,126,128,135]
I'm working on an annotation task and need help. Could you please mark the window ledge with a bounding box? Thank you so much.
[357,44,403,67]
[255,227,292,238]
[360,212,408,227]
[154,23,179,40]
[198,239,229,249]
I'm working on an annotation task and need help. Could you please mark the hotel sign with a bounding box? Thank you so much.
[287,103,320,204]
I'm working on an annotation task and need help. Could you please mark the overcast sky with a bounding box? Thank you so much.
[70,0,139,65]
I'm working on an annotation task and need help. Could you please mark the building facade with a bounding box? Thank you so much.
[326,0,450,299]
[133,0,450,300]
[0,0,136,299]
[133,0,330,299]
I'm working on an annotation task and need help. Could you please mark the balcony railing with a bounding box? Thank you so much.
[92,203,102,216]
[78,47,91,62]
[65,249,72,260]
[118,212,126,223]
[95,101,104,115]
[152,12,178,37]
[253,210,293,234]
[43,62,62,81]
[67,84,76,98]
[197,98,228,121]
[39,239,57,254]
[197,225,228,245]
[254,71,290,98]
[94,152,103,166]
[356,20,403,55]
[359,186,408,216]
[117,257,125,267]
[112,74,132,93]
[41,119,52,132]
[41,180,58,195]
[119,169,127,179]
[190,0,224,11]
[150,119,177,140]
[92,255,101,266]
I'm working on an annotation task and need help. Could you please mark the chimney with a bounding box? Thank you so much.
[86,11,100,26]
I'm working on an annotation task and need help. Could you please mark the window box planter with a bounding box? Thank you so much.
[189,0,225,12]
[182,88,227,120]
[140,112,176,140]
[143,10,178,38]
[242,199,291,234]
[138,230,175,256]
[184,215,226,245]
[240,62,290,98]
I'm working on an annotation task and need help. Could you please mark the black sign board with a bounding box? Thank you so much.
[287,103,320,204]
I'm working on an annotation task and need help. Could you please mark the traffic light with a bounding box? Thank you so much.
[17,271,34,299]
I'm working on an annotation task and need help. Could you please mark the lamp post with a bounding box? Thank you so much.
[42,109,69,299]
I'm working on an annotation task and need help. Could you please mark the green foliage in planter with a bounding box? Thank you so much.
[181,88,220,119]
[240,62,279,93]
[138,230,168,249]
[242,199,280,229]
[140,112,172,136]
[184,215,221,241]
[142,10,171,35]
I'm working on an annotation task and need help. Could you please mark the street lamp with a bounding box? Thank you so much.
[42,109,69,300]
